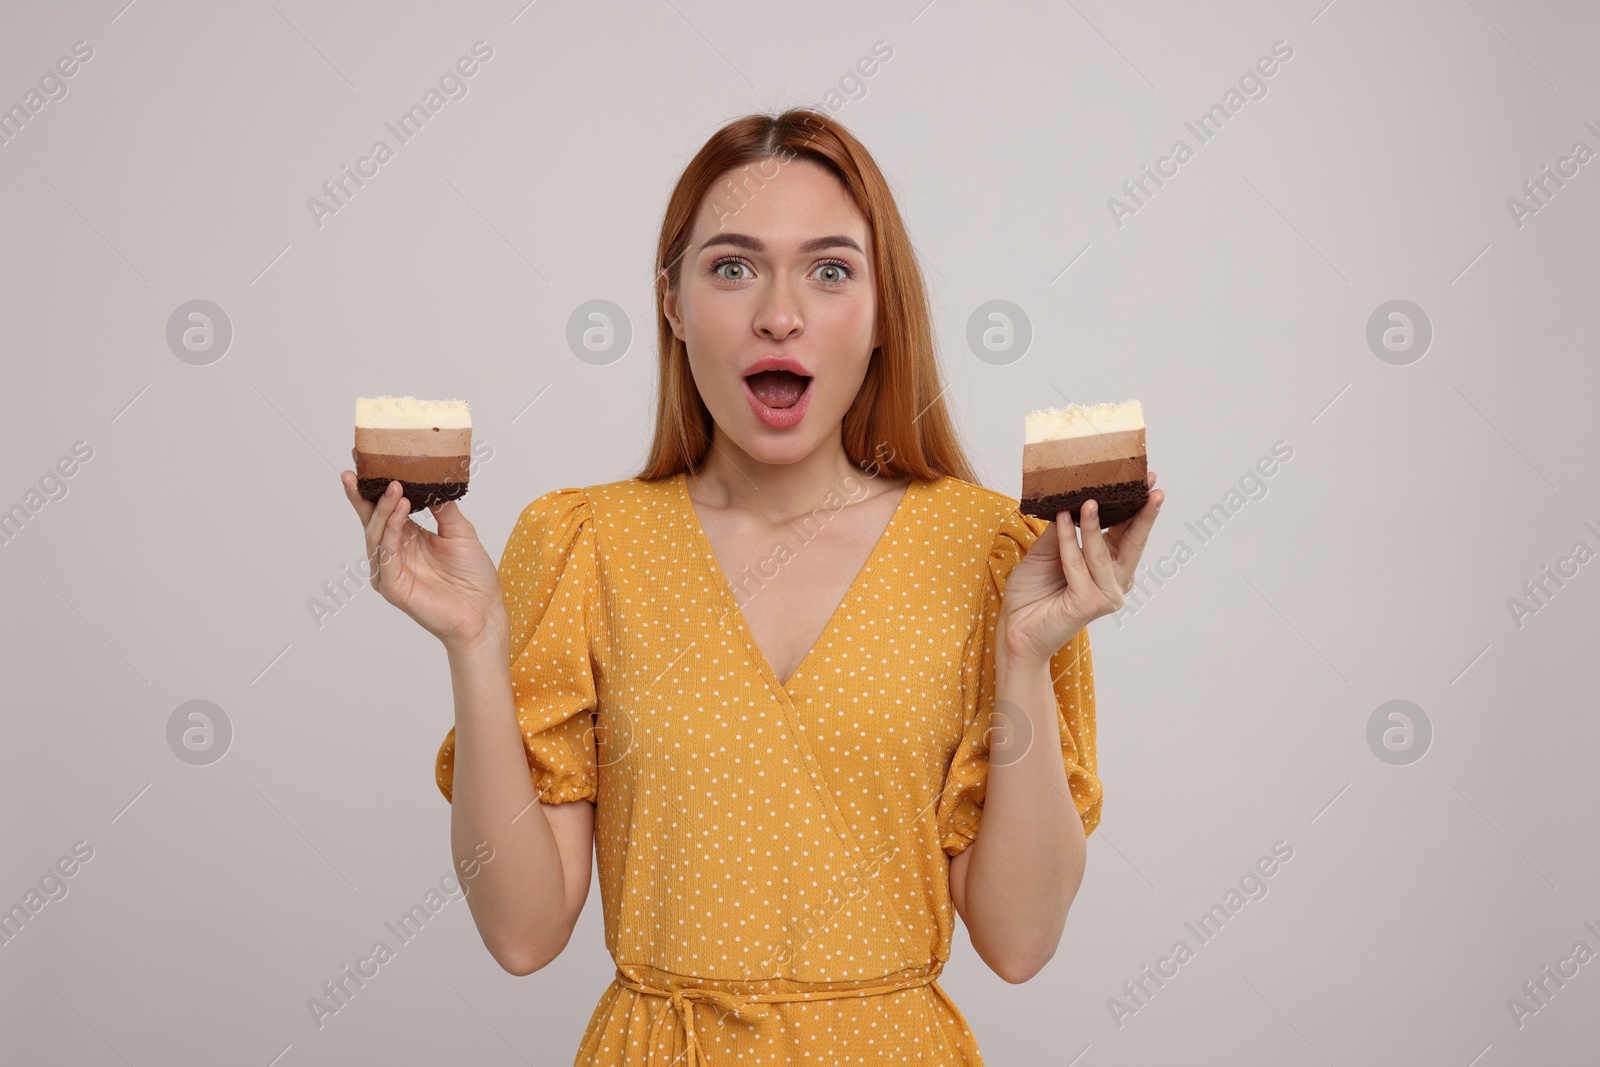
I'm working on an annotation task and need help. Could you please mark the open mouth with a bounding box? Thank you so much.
[743,369,813,411]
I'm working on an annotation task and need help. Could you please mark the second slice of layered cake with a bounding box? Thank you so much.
[353,396,472,513]
[1021,400,1148,527]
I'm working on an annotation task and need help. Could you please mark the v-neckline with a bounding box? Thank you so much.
[673,469,923,703]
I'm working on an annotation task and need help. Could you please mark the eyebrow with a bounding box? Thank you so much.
[696,233,865,257]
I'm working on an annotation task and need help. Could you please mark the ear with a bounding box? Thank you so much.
[662,283,685,342]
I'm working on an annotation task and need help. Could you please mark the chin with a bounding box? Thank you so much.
[717,411,816,461]
[731,434,814,466]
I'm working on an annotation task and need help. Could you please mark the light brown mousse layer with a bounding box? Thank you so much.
[354,427,471,455]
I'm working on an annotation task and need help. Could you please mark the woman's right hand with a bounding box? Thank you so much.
[340,467,509,653]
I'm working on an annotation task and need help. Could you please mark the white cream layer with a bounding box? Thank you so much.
[355,395,471,429]
[1024,399,1142,444]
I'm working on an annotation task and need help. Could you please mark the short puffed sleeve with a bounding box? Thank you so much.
[937,506,1103,857]
[435,487,599,805]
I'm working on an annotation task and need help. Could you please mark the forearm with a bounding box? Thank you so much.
[445,634,577,973]
[958,625,1087,982]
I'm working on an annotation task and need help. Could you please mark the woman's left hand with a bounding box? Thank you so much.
[998,471,1164,667]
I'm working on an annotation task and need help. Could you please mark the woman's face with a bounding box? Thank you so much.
[663,157,880,468]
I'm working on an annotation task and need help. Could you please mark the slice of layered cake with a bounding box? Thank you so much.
[1021,400,1148,527]
[353,396,472,513]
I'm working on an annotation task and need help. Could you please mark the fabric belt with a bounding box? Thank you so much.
[615,965,958,1066]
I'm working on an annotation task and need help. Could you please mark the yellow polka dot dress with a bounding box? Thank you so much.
[435,472,1102,1066]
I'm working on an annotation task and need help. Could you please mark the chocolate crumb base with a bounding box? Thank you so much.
[1020,481,1147,528]
[356,477,470,513]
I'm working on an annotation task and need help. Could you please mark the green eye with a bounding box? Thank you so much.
[814,259,854,286]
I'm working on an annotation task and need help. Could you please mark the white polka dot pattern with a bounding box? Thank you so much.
[434,472,1102,1065]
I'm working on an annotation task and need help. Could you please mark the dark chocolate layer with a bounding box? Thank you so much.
[356,477,470,513]
[1020,479,1148,528]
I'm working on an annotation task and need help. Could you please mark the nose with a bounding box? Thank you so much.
[753,277,803,341]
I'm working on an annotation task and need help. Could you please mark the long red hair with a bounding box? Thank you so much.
[634,108,978,486]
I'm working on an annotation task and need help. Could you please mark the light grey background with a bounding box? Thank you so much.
[3,0,1597,1064]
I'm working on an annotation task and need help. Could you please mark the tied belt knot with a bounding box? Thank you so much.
[615,965,950,1067]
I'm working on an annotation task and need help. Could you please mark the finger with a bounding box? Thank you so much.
[365,482,410,584]
[343,449,377,523]
[343,470,378,525]
[1106,474,1159,548]
[1055,507,1094,593]
[1109,488,1163,572]
[1032,511,1061,553]
[364,480,402,554]
[430,497,473,537]
[375,488,412,589]
[1078,501,1123,604]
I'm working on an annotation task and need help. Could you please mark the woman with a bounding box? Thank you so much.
[341,108,1162,1066]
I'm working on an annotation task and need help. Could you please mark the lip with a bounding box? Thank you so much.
[743,355,813,377]
[742,373,813,429]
